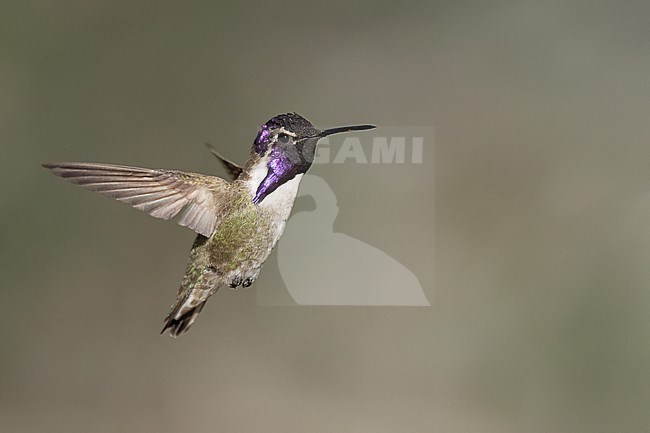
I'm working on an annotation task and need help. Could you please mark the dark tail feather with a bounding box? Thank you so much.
[161,301,207,338]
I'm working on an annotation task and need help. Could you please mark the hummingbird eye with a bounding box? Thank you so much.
[277,133,291,144]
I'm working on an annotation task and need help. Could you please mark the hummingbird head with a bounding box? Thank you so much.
[251,113,375,204]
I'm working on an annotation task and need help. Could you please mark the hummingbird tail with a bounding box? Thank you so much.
[161,282,219,337]
[161,301,207,337]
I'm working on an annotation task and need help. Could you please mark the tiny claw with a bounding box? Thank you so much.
[229,276,242,288]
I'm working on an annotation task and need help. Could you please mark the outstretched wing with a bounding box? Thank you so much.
[204,142,243,180]
[43,162,232,237]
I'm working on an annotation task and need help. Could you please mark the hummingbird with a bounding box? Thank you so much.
[43,113,375,337]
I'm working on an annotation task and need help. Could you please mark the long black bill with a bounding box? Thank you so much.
[319,124,376,137]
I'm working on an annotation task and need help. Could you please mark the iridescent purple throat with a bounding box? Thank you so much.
[252,144,309,204]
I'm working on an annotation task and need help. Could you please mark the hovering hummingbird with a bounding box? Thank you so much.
[43,113,375,337]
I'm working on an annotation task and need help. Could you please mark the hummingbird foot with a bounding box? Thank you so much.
[229,275,243,288]
[227,275,256,289]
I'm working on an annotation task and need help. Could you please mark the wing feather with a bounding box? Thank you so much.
[204,142,243,180]
[43,162,232,237]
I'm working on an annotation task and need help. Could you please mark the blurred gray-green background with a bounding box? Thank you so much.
[3,1,650,432]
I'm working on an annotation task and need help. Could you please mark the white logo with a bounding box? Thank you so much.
[266,175,430,306]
